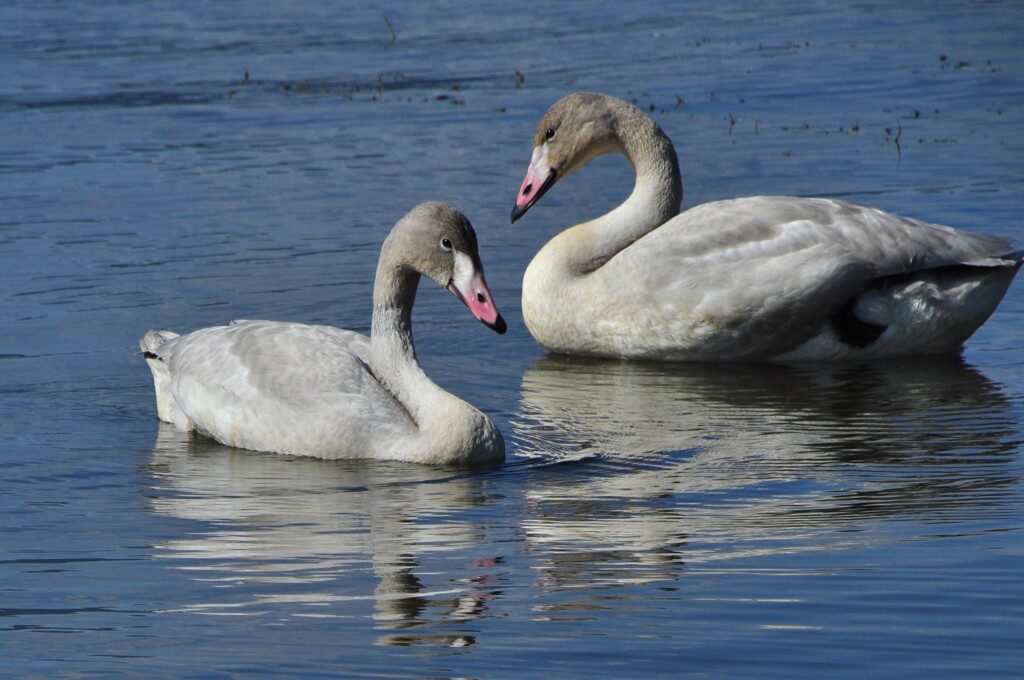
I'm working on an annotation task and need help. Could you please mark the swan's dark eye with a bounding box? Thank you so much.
[441,237,453,250]
[544,127,556,141]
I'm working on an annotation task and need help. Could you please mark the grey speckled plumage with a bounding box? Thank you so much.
[141,202,506,465]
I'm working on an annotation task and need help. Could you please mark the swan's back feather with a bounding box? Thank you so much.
[533,196,1020,359]
[146,320,416,457]
[629,197,1015,280]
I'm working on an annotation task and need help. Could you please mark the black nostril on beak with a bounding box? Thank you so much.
[522,184,532,196]
[476,293,486,303]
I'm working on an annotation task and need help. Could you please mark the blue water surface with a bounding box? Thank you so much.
[2,1,1023,677]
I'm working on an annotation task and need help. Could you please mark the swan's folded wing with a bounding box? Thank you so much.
[164,320,415,453]
[603,197,1017,356]
[626,197,1016,319]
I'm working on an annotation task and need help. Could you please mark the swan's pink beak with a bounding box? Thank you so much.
[511,145,558,223]
[447,253,507,334]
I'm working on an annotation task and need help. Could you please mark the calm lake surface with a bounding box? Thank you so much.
[2,1,1022,677]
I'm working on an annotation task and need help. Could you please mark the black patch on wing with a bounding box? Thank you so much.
[830,297,886,348]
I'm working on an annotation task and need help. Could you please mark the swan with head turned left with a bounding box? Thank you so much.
[141,202,507,466]
[511,92,1022,361]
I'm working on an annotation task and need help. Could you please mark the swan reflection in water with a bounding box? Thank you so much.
[144,425,503,647]
[512,355,1020,589]
[143,358,1019,632]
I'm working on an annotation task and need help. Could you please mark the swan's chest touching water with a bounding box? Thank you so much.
[522,249,596,354]
[521,239,712,359]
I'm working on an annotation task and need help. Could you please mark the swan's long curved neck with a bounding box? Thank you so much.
[371,266,437,423]
[560,104,683,274]
[369,264,468,444]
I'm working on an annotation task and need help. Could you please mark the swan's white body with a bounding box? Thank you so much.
[141,203,506,465]
[513,92,1022,361]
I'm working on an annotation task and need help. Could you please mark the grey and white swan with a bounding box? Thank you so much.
[511,92,1022,361]
[141,202,507,465]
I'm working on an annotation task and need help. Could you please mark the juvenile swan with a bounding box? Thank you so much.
[511,92,1022,361]
[141,202,507,465]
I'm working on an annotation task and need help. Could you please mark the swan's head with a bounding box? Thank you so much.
[387,202,507,334]
[511,92,625,223]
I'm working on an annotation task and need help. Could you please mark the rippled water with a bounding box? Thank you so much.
[2,1,1023,677]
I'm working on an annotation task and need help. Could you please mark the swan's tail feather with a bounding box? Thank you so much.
[139,329,191,430]
[140,329,179,357]
[852,253,1022,355]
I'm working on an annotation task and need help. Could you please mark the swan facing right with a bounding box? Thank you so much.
[141,202,507,466]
